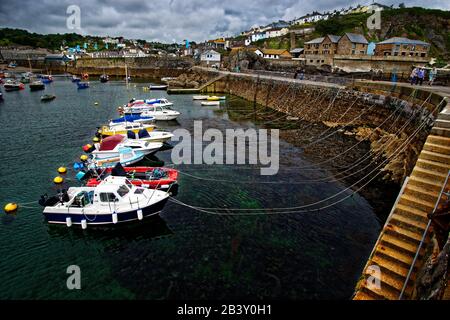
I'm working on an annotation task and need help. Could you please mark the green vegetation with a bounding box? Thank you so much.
[315,13,371,36]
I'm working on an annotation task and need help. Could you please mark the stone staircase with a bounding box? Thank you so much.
[354,100,450,300]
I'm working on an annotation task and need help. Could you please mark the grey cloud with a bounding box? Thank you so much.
[0,0,449,43]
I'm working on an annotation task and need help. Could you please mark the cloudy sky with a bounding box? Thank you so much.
[0,0,449,43]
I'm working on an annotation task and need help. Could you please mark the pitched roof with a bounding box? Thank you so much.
[261,49,291,56]
[327,35,341,43]
[344,33,368,44]
[290,48,304,53]
[377,37,430,46]
[305,37,325,44]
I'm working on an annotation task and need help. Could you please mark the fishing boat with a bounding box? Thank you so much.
[141,105,180,121]
[71,75,81,83]
[41,94,56,102]
[100,74,109,83]
[8,62,17,68]
[147,84,168,90]
[77,82,90,89]
[86,163,178,193]
[125,129,174,143]
[29,80,45,91]
[38,176,170,227]
[91,134,162,161]
[98,122,155,137]
[201,101,220,106]
[21,76,31,84]
[193,95,209,100]
[110,114,155,125]
[3,80,25,91]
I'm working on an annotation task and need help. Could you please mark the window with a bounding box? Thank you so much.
[401,52,406,56]
[352,50,355,54]
[100,193,117,202]
[352,43,356,49]
[117,185,130,197]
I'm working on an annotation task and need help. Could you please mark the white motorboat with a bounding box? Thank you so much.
[201,101,220,106]
[140,105,180,121]
[128,98,173,107]
[91,135,162,161]
[147,84,168,90]
[193,95,209,100]
[39,176,170,227]
[125,129,174,143]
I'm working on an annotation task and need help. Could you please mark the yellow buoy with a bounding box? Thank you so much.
[53,176,64,184]
[93,137,100,143]
[4,203,18,214]
[80,155,88,161]
[57,167,67,174]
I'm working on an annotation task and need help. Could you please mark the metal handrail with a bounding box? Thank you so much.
[398,169,450,299]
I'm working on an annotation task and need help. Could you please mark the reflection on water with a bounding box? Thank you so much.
[0,79,380,299]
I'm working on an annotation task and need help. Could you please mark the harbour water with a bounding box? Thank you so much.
[0,79,381,299]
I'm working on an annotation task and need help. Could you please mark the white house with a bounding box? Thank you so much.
[251,32,267,43]
[265,28,289,39]
[200,50,221,65]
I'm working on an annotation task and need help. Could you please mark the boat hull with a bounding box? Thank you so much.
[43,197,169,226]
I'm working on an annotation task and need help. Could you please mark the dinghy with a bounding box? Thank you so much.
[41,94,56,102]
[86,163,178,193]
[193,95,209,100]
[77,82,89,89]
[39,176,170,227]
[100,74,109,83]
[148,84,168,90]
[201,101,220,106]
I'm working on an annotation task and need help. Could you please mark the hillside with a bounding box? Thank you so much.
[247,7,450,61]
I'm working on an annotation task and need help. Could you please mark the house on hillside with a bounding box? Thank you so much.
[336,33,368,55]
[265,28,289,39]
[261,48,292,59]
[374,37,430,57]
[200,49,221,66]
[290,48,304,59]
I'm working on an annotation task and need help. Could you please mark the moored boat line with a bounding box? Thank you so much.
[37,77,180,228]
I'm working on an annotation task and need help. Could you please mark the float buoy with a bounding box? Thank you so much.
[57,167,67,174]
[92,137,100,143]
[80,155,88,162]
[53,176,64,184]
[4,202,18,214]
[94,102,99,106]
[82,144,93,152]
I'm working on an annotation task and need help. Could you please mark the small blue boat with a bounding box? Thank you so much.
[77,82,89,89]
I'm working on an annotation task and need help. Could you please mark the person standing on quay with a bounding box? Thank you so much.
[428,67,437,86]
[410,67,418,85]
[417,68,425,86]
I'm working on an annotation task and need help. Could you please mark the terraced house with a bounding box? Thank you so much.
[374,37,430,57]
[304,34,340,66]
[336,33,368,55]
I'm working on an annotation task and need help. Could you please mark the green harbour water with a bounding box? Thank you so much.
[0,78,380,299]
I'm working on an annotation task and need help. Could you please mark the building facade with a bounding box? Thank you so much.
[374,37,430,57]
[336,33,368,55]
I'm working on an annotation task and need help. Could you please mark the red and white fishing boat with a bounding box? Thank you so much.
[86,163,179,194]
